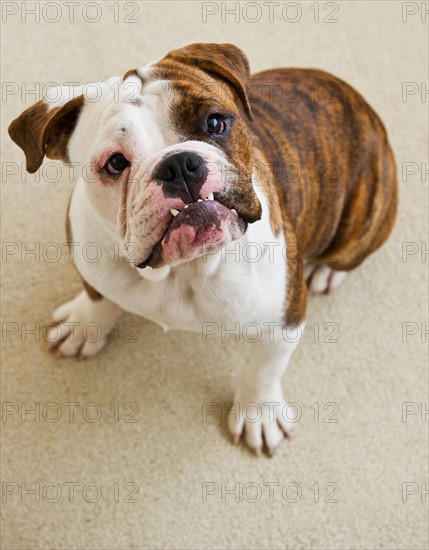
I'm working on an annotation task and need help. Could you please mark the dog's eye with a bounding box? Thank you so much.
[207,114,226,135]
[106,153,130,175]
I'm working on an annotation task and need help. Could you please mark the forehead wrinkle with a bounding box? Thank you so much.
[141,79,172,97]
[169,79,222,98]
[125,97,143,107]
[167,79,237,114]
[89,109,141,158]
[111,72,144,107]
[171,90,224,110]
[152,61,209,84]
[153,61,236,94]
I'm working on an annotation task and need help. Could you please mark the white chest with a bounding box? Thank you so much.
[69,179,288,332]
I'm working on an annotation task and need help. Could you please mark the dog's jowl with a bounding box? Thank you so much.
[9,43,397,456]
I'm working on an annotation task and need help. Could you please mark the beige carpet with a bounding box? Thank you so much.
[1,1,428,548]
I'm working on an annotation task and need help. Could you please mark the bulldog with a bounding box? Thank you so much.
[9,43,397,456]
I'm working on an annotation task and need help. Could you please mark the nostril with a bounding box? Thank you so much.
[185,154,202,172]
[165,166,176,181]
[156,161,177,182]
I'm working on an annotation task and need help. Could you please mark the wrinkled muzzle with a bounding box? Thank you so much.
[124,142,260,269]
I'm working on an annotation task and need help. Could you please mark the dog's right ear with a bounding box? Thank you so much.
[8,94,84,173]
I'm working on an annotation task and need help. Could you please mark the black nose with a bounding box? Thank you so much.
[155,152,208,202]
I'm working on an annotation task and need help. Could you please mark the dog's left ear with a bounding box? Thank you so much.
[163,43,254,121]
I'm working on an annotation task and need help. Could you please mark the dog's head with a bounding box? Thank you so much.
[9,43,262,269]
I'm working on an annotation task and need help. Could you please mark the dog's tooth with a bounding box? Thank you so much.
[197,199,203,202]
[170,208,179,217]
[207,192,214,201]
[184,204,189,209]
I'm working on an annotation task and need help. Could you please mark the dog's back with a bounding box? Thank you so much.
[248,68,398,270]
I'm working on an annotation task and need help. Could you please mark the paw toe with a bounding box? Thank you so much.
[263,421,284,451]
[80,338,108,358]
[47,322,72,348]
[58,335,84,357]
[306,263,347,294]
[310,265,331,293]
[51,299,76,322]
[244,422,264,451]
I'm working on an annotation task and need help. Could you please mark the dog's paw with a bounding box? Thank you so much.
[228,384,294,457]
[46,291,122,360]
[304,263,347,294]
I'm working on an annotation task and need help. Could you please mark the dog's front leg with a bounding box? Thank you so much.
[228,323,304,456]
[47,289,123,360]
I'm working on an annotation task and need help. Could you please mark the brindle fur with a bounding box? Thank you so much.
[151,54,398,326]
[248,69,397,323]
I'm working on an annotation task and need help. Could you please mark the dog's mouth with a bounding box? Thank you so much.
[135,194,246,269]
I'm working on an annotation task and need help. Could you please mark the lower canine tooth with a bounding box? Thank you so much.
[170,208,179,217]
[208,192,214,200]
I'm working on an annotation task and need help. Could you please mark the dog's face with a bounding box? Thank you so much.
[9,43,262,269]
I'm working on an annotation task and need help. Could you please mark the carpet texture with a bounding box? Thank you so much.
[1,1,428,548]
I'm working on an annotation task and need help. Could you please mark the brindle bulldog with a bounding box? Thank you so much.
[9,43,397,456]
